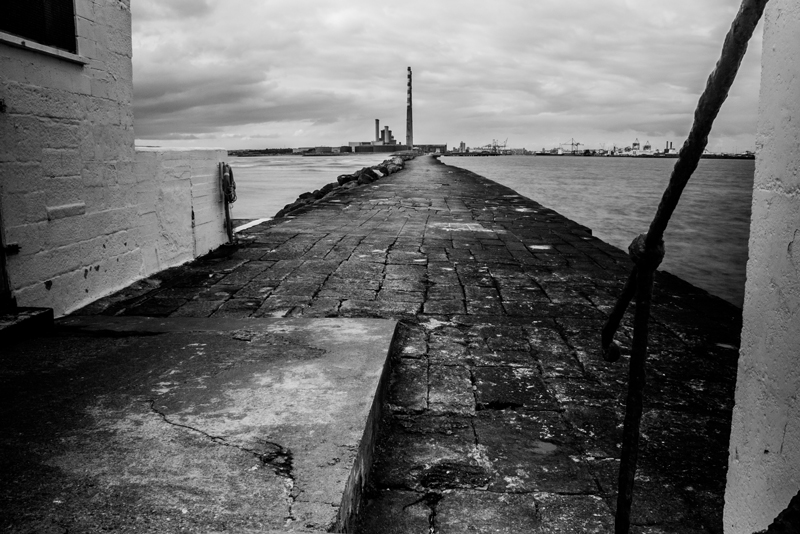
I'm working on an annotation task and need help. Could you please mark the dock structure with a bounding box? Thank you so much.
[1,155,740,532]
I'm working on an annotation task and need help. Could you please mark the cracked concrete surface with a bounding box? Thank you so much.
[147,398,299,525]
[0,317,394,533]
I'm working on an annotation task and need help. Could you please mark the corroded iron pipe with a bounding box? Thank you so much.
[603,1,770,532]
[615,235,663,533]
[616,261,656,531]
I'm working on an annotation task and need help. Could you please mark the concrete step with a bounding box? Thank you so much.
[0,316,396,533]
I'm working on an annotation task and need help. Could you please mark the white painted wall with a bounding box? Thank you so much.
[0,1,229,317]
[0,1,137,317]
[135,147,229,278]
[724,1,800,531]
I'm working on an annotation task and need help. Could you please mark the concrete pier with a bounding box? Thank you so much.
[1,316,396,533]
[2,155,741,532]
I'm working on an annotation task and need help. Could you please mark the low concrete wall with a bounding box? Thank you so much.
[3,146,228,317]
[0,0,229,317]
[724,0,800,531]
[134,147,228,278]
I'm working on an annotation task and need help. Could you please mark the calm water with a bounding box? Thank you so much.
[229,154,391,219]
[442,155,754,307]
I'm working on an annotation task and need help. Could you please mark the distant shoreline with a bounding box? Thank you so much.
[445,152,755,160]
[228,150,398,158]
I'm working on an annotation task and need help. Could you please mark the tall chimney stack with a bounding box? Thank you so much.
[375,119,380,142]
[406,67,413,148]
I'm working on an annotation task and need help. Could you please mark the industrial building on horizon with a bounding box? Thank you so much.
[343,66,446,154]
[346,118,407,153]
[285,67,446,155]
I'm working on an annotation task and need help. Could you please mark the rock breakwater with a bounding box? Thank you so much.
[274,154,415,218]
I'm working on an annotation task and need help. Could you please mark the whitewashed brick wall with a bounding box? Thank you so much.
[134,147,229,278]
[0,1,229,317]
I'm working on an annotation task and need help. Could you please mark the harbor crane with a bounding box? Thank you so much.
[480,139,508,152]
[479,139,509,154]
[560,138,583,154]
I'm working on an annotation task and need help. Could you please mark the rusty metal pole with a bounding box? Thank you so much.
[614,236,663,534]
[0,201,16,313]
[220,162,234,243]
[603,1,769,531]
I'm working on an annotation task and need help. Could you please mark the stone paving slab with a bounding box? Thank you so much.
[60,155,741,533]
[0,316,395,533]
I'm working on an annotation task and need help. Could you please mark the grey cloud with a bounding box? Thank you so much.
[134,68,267,114]
[133,0,214,23]
[134,65,364,138]
[131,0,761,149]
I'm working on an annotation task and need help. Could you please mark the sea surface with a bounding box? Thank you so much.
[228,154,392,219]
[442,155,754,308]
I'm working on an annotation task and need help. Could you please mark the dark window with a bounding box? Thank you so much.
[1,0,77,54]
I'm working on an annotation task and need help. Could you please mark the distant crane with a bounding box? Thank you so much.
[480,139,509,154]
[560,138,583,154]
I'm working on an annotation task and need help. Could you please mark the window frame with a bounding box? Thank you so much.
[0,0,87,65]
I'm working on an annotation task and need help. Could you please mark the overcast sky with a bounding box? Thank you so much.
[131,0,763,152]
